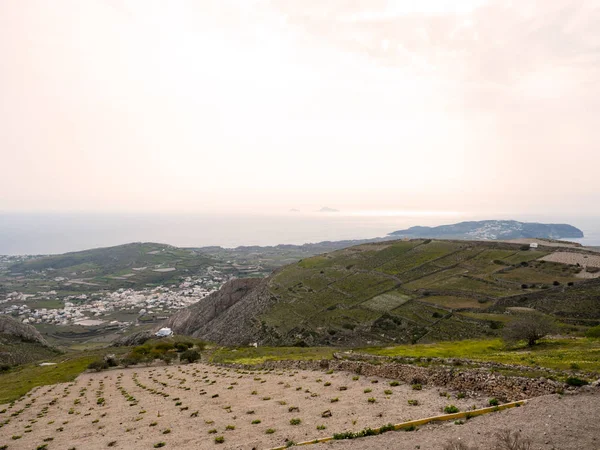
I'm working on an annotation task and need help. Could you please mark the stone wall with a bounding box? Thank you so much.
[223,358,567,402]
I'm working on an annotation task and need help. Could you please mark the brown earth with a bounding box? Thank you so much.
[0,363,490,450]
[0,363,597,450]
[326,390,600,450]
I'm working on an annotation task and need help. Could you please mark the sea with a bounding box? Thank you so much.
[1,212,599,255]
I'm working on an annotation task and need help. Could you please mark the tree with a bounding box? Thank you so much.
[503,312,557,346]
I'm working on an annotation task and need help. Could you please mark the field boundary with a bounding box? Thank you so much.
[268,399,528,449]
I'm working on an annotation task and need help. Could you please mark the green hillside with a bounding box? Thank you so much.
[5,242,217,293]
[259,239,599,346]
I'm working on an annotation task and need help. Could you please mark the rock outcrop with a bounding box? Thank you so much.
[163,277,274,345]
[0,314,50,347]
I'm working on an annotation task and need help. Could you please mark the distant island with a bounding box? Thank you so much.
[318,206,339,212]
[388,220,584,240]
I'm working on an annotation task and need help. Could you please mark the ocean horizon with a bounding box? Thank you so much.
[1,212,599,255]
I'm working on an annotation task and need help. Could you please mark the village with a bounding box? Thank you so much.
[0,273,227,327]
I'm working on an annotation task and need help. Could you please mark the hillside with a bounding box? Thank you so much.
[165,239,600,346]
[6,242,217,291]
[0,315,57,365]
[389,220,584,240]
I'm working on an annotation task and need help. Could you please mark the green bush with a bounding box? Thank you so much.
[180,350,200,363]
[444,405,460,414]
[175,342,193,352]
[159,352,176,365]
[585,325,600,338]
[566,377,589,387]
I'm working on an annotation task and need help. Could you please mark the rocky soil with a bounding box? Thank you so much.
[327,390,600,450]
[0,362,491,449]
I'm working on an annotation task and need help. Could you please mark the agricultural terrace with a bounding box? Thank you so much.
[0,363,490,450]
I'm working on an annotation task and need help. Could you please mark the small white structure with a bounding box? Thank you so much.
[155,327,173,338]
[530,243,539,249]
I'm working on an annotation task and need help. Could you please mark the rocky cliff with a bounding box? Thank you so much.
[164,277,274,345]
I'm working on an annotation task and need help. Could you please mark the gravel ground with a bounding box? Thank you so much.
[325,390,600,450]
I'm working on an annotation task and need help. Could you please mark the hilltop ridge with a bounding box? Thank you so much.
[389,220,584,240]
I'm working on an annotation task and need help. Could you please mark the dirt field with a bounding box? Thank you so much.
[539,251,600,269]
[0,363,489,450]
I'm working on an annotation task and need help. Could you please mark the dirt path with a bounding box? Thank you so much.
[325,390,600,450]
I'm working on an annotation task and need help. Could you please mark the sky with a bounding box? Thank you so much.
[1,0,599,216]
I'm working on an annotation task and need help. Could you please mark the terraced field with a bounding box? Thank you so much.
[0,363,487,450]
[260,239,600,346]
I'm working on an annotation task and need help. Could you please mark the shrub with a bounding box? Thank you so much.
[444,405,460,414]
[384,390,393,395]
[251,419,261,424]
[159,352,176,365]
[265,428,276,434]
[407,399,419,406]
[411,384,422,390]
[88,360,109,372]
[566,377,589,387]
[585,325,600,338]
[494,429,532,450]
[489,398,499,406]
[153,443,166,448]
[367,397,376,403]
[289,418,301,425]
[389,381,400,386]
[174,341,194,352]
[214,436,225,444]
[180,349,200,363]
[317,425,326,430]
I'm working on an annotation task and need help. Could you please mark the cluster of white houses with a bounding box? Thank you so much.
[1,275,226,326]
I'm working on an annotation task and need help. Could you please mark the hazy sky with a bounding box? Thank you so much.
[1,0,598,216]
